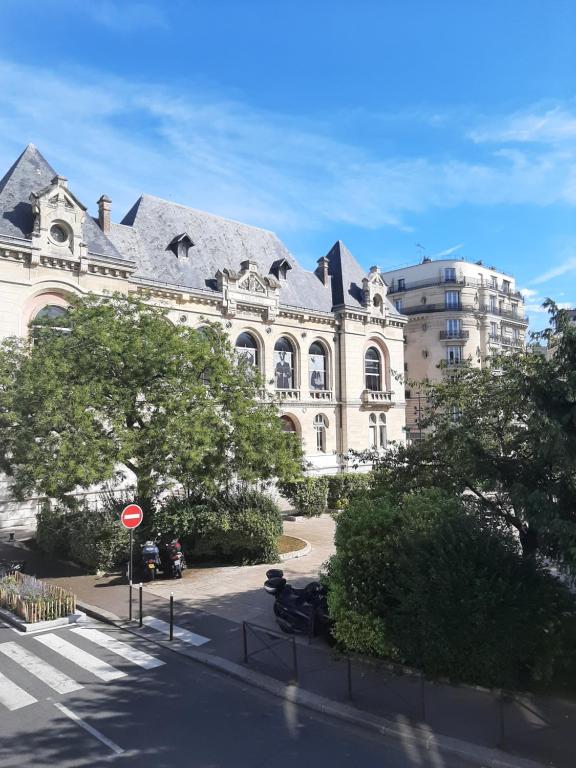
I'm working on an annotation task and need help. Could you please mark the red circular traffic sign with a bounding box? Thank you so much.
[120,504,144,529]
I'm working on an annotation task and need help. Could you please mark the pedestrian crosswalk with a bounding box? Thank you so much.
[0,625,166,712]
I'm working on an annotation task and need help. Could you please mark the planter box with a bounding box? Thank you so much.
[0,605,85,633]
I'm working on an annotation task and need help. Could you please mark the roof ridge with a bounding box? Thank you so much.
[0,144,56,196]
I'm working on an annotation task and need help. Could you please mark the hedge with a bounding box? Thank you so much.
[278,476,329,516]
[326,487,576,689]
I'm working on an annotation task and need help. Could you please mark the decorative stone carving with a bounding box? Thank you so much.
[29,175,87,268]
[362,265,389,315]
[216,258,280,320]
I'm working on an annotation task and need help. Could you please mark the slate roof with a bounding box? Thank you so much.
[0,145,130,263]
[116,194,339,311]
[0,145,402,316]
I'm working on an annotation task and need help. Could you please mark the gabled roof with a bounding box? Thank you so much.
[0,144,129,263]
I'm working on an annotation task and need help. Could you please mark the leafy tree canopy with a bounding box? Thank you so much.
[0,293,301,508]
[356,302,576,569]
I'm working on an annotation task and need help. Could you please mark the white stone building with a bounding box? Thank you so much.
[0,145,407,527]
[382,258,528,439]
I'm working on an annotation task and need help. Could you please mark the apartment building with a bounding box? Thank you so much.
[383,257,528,439]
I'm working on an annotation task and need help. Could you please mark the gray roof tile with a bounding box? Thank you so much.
[0,145,130,263]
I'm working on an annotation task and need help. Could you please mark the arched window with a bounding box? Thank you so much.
[280,415,297,433]
[365,347,381,391]
[235,331,258,367]
[274,337,295,390]
[34,305,69,323]
[314,413,327,453]
[32,305,70,338]
[308,341,327,391]
[369,414,377,448]
[379,414,387,449]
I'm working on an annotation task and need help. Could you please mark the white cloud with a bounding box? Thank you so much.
[519,287,538,298]
[531,256,576,285]
[470,106,576,145]
[430,243,464,259]
[3,62,576,235]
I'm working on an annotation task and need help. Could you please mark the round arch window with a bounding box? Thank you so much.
[280,415,297,433]
[34,305,69,323]
[364,347,381,391]
[314,413,327,453]
[274,337,295,389]
[308,341,327,391]
[50,223,69,244]
[235,331,258,367]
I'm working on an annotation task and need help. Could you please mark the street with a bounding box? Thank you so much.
[0,617,479,768]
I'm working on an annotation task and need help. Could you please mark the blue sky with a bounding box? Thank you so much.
[1,1,576,330]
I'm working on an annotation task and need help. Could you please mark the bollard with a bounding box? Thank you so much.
[347,656,353,700]
[242,622,248,664]
[139,583,143,627]
[8,532,14,543]
[169,592,174,641]
[498,690,507,750]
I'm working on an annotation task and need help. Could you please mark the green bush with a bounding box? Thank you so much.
[327,488,575,689]
[36,502,71,559]
[278,476,328,516]
[153,489,282,565]
[35,499,130,573]
[327,472,372,510]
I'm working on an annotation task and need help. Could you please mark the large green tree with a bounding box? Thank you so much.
[360,303,576,568]
[0,293,301,510]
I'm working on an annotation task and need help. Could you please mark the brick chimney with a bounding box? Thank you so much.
[316,256,330,286]
[97,195,111,234]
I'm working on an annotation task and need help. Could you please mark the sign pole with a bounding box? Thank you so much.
[129,529,133,622]
[120,504,144,624]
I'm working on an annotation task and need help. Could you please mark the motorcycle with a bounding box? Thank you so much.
[264,569,331,639]
[167,551,185,579]
[143,558,159,581]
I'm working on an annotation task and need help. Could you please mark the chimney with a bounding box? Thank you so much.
[97,195,111,234]
[316,256,330,286]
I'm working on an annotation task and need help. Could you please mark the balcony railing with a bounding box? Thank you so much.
[361,390,394,405]
[480,305,527,322]
[439,330,469,340]
[274,389,300,401]
[308,389,333,400]
[402,302,469,315]
[389,275,524,299]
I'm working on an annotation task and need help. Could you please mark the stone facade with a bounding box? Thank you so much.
[382,258,528,439]
[0,145,406,527]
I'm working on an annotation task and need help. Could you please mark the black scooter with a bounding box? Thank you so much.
[264,569,331,638]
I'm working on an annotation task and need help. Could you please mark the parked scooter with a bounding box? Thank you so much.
[263,569,331,638]
[162,540,186,579]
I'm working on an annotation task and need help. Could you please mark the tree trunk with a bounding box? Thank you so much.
[519,525,539,558]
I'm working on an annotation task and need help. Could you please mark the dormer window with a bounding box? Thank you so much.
[168,233,194,259]
[270,258,292,280]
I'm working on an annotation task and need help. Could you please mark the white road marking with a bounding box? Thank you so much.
[53,701,125,756]
[0,670,37,711]
[0,642,83,694]
[34,633,126,682]
[70,627,165,670]
[142,616,210,646]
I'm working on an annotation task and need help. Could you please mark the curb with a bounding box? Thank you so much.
[279,538,311,561]
[76,601,548,768]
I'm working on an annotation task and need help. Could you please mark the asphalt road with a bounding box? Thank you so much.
[0,618,480,768]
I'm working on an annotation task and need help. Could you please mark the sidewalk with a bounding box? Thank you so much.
[2,531,574,768]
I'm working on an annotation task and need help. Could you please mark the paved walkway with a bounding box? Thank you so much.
[143,514,335,627]
[1,521,575,768]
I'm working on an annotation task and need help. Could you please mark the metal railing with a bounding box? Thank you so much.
[439,330,469,340]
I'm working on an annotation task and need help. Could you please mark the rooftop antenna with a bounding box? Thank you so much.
[416,243,426,263]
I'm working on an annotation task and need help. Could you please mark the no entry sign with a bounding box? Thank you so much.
[121,504,144,529]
